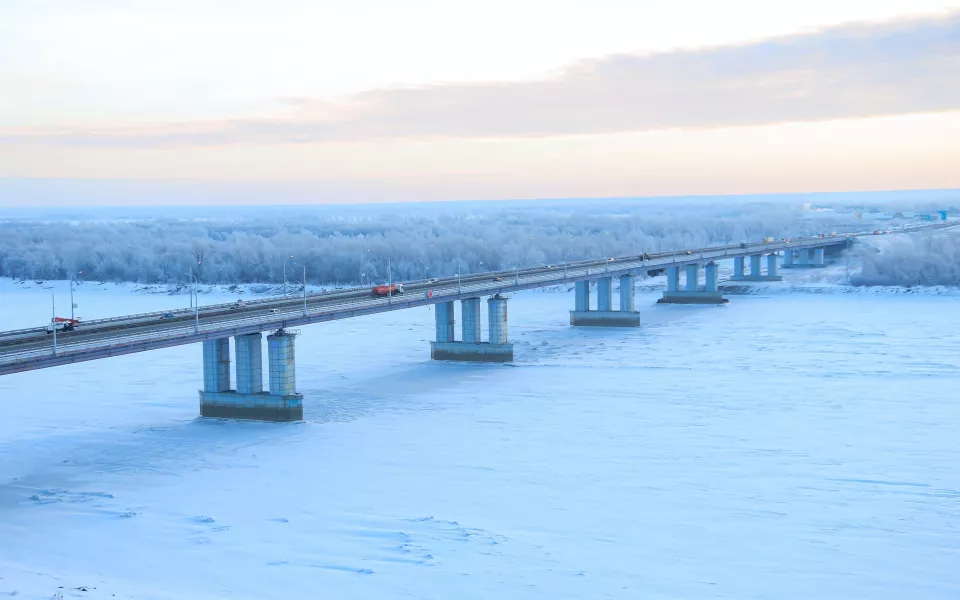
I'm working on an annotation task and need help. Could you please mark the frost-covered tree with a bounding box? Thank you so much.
[0,199,933,285]
[852,230,960,287]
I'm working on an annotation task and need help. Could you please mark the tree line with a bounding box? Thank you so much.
[0,200,883,285]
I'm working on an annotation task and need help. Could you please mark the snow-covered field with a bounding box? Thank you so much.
[1,274,959,599]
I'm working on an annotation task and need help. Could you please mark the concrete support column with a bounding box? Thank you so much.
[432,295,513,362]
[487,295,508,344]
[659,262,726,305]
[704,263,718,292]
[733,257,745,279]
[814,248,825,266]
[571,275,639,327]
[200,331,302,422]
[461,298,482,344]
[684,264,699,292]
[202,338,231,393]
[234,333,263,394]
[267,332,297,397]
[574,281,590,312]
[666,267,680,292]
[619,275,635,312]
[597,277,613,311]
[731,251,783,281]
[435,301,455,342]
[783,250,795,267]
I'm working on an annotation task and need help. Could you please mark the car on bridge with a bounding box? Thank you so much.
[160,313,175,320]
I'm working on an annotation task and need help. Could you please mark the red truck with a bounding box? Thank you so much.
[46,317,80,334]
[372,283,404,297]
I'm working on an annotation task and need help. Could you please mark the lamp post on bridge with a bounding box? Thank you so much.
[69,270,82,321]
[515,250,520,285]
[292,262,308,316]
[184,273,200,334]
[51,292,57,356]
[598,231,611,272]
[387,257,393,303]
[283,255,294,296]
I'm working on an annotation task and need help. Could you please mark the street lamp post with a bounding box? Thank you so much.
[601,231,610,272]
[283,255,293,296]
[359,249,363,287]
[185,273,199,333]
[51,292,57,356]
[69,275,78,321]
[292,263,307,316]
[456,252,461,294]
[426,243,435,282]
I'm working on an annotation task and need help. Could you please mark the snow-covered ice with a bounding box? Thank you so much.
[1,278,959,599]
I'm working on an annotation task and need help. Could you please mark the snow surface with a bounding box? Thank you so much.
[1,276,959,599]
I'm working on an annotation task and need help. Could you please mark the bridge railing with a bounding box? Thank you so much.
[0,239,844,360]
[5,226,953,367]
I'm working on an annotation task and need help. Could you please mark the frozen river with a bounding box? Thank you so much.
[1,282,958,599]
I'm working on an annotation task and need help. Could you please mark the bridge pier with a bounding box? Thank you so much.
[782,247,826,269]
[431,295,513,362]
[434,300,455,342]
[461,297,482,343]
[202,338,231,393]
[731,253,782,281]
[659,263,727,304]
[199,330,304,421]
[570,275,641,326]
[597,277,613,311]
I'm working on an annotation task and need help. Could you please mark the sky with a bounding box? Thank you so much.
[1,0,960,205]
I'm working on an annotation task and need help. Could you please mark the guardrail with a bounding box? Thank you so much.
[0,228,888,342]
[1,223,954,374]
[0,239,840,367]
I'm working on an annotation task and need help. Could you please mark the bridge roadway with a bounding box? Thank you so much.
[0,225,948,376]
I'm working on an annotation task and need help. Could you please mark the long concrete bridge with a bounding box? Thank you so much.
[0,225,947,420]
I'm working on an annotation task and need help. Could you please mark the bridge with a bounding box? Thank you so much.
[0,225,947,420]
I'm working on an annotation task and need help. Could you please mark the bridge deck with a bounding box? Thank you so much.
[0,225,947,375]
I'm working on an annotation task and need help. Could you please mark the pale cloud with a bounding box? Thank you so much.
[3,12,958,147]
[3,112,959,204]
[5,0,959,127]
